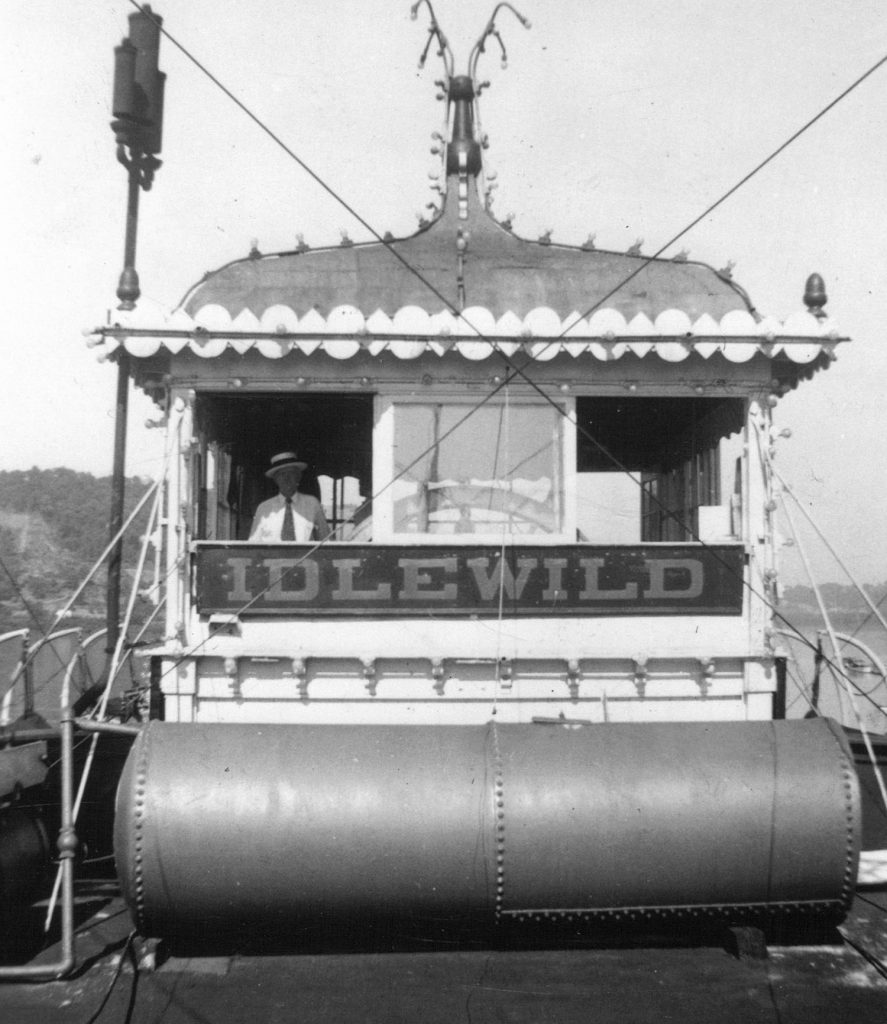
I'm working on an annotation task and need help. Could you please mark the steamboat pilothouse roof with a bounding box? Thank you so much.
[180,78,752,326]
[96,13,844,385]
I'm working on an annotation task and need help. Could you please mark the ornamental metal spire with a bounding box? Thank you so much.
[412,1,530,218]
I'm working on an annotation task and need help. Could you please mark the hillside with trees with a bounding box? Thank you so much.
[0,468,153,633]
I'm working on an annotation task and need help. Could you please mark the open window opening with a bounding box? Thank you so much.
[192,393,373,540]
[188,393,744,546]
[575,397,745,543]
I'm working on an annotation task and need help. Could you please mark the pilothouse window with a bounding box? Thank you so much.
[192,393,373,541]
[575,396,744,543]
[189,392,743,546]
[385,401,568,538]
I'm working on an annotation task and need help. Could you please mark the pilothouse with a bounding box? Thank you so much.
[103,6,842,730]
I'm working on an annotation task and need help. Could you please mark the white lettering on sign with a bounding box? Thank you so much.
[265,559,320,601]
[644,559,704,599]
[579,558,639,600]
[541,558,568,602]
[398,558,458,600]
[226,557,252,603]
[206,548,721,613]
[466,557,538,600]
[332,559,392,601]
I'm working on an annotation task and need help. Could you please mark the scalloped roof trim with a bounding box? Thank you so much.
[89,301,846,364]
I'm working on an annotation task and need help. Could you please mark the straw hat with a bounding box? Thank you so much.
[265,451,307,478]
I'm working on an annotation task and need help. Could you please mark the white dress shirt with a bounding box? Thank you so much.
[248,493,331,542]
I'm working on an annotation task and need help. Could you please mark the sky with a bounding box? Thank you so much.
[2,0,887,587]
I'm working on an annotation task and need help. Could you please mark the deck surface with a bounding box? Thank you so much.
[1,885,885,1023]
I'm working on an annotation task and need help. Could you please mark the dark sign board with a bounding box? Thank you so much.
[195,544,744,617]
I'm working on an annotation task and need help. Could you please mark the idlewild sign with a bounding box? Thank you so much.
[195,544,744,616]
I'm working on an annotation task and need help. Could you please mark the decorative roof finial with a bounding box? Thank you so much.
[468,4,532,79]
[411,1,453,76]
[446,76,482,179]
[412,2,531,195]
[803,272,827,319]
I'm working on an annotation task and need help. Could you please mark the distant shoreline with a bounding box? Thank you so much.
[778,606,879,635]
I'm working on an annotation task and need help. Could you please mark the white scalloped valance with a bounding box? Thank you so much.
[86,302,845,364]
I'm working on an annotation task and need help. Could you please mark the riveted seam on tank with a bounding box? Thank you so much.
[490,720,506,920]
[499,898,843,922]
[821,721,859,910]
[131,723,151,932]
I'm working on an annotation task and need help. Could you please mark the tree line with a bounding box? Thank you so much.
[782,581,887,615]
[0,468,153,630]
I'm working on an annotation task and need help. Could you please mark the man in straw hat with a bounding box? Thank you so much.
[249,451,331,542]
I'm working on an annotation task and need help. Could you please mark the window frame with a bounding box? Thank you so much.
[373,395,577,545]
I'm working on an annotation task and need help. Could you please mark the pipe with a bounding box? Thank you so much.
[0,720,140,748]
[106,350,130,658]
[0,655,78,981]
[0,725,58,747]
[75,719,142,737]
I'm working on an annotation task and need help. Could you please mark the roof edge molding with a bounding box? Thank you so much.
[87,300,845,366]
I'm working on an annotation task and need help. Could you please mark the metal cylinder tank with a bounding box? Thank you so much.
[115,718,860,936]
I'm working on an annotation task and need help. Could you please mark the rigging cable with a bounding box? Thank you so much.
[848,588,887,642]
[43,412,179,929]
[558,45,887,333]
[492,383,512,720]
[777,488,887,812]
[770,461,887,636]
[0,553,51,638]
[0,479,160,716]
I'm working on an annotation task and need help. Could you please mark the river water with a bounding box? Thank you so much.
[780,616,887,733]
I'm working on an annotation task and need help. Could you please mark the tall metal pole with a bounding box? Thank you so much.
[107,6,164,656]
[106,352,130,655]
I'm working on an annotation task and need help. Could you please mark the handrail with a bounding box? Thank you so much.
[778,495,887,815]
[0,628,81,727]
[0,628,29,726]
[0,649,78,981]
[0,628,29,643]
[828,631,887,688]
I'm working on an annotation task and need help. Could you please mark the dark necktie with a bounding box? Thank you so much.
[281,497,295,541]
